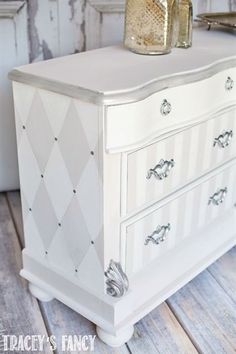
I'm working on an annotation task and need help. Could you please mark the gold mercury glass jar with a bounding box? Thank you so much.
[176,0,193,48]
[124,0,178,55]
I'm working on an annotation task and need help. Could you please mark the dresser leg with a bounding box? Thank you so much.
[28,282,54,302]
[96,325,134,347]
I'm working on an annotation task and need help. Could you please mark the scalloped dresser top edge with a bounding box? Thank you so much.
[9,28,236,105]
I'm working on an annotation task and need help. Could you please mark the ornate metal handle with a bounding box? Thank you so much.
[208,187,228,206]
[160,99,172,116]
[225,77,234,91]
[147,159,175,180]
[145,223,171,245]
[213,130,233,148]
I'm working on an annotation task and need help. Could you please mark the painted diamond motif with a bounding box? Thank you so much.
[58,101,90,188]
[18,133,41,208]
[76,157,102,239]
[76,246,104,291]
[32,182,58,251]
[39,89,71,138]
[14,107,24,144]
[47,228,75,272]
[24,214,45,258]
[20,190,30,222]
[26,92,54,173]
[14,83,105,293]
[61,197,91,268]
[74,100,99,151]
[44,144,73,220]
[93,229,104,268]
[13,83,36,124]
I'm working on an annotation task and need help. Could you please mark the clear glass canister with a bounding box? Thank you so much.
[124,0,178,55]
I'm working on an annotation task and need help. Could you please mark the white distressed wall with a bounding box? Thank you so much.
[0,1,28,190]
[26,0,236,53]
[0,0,235,191]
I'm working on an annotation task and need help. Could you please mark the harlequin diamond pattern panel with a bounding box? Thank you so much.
[13,82,104,293]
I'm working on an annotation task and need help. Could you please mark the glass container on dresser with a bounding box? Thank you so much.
[176,0,193,48]
[124,0,178,54]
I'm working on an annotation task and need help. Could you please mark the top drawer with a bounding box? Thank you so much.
[106,69,236,153]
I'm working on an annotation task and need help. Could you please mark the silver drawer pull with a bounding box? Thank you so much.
[208,187,228,206]
[147,159,175,180]
[145,223,171,246]
[225,76,234,91]
[213,130,233,149]
[160,99,172,116]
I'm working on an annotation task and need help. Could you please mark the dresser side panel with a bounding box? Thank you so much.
[12,82,105,295]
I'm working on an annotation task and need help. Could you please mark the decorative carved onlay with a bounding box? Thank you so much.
[0,1,25,19]
[105,260,129,297]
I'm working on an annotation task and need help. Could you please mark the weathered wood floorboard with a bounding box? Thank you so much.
[167,269,236,354]
[39,300,130,354]
[126,303,198,354]
[208,246,236,304]
[0,193,51,353]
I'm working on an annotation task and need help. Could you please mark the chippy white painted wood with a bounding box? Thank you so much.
[0,1,25,18]
[0,1,28,191]
[27,0,86,62]
[85,0,125,50]
[10,28,236,347]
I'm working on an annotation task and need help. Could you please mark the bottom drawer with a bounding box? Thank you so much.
[121,161,236,277]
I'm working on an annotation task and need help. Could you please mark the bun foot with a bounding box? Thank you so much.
[28,282,54,302]
[96,325,134,347]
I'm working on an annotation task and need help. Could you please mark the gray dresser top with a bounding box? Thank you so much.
[9,28,236,105]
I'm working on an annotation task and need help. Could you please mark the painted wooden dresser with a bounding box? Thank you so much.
[9,28,236,347]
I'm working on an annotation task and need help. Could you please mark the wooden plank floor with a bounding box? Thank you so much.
[1,191,236,354]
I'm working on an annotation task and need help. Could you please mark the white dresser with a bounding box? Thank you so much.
[9,28,236,347]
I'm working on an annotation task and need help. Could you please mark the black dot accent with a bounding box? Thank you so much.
[91,240,94,245]
[41,174,44,178]
[90,151,94,156]
[73,189,76,194]
[29,208,32,212]
[54,137,58,141]
[22,125,26,130]
[45,251,48,255]
[58,222,61,227]
[75,269,78,273]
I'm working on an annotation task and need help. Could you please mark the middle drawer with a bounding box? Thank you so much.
[125,106,236,214]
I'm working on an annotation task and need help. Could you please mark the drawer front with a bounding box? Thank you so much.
[106,68,236,153]
[122,161,236,277]
[126,107,236,214]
